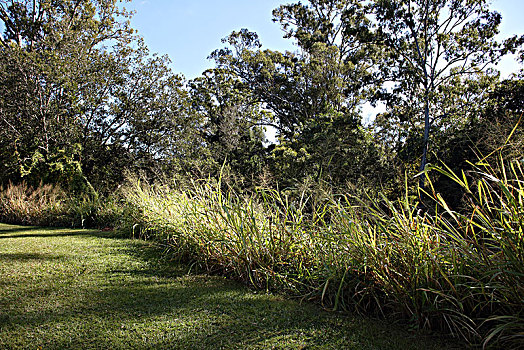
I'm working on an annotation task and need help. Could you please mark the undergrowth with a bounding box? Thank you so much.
[118,157,523,349]
[0,181,123,228]
[1,156,522,348]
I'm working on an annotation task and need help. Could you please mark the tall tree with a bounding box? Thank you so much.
[371,0,523,186]
[187,67,268,187]
[0,0,134,189]
[210,1,386,190]
[78,42,189,190]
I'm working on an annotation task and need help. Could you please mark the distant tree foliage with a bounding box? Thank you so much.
[0,0,522,202]
[0,0,189,192]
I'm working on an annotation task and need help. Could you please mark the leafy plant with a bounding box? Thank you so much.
[116,152,523,348]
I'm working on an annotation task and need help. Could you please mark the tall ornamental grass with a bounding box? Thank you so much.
[0,181,123,228]
[0,182,69,226]
[120,157,523,348]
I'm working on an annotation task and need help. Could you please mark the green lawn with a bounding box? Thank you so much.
[0,223,461,349]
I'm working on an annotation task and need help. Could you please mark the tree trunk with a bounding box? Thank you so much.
[419,99,430,189]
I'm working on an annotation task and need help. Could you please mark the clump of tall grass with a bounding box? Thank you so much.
[120,176,317,288]
[0,181,69,226]
[427,157,524,348]
[0,181,123,228]
[119,155,523,348]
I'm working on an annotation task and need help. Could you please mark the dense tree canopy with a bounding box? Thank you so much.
[0,0,189,191]
[0,0,522,201]
[0,0,132,188]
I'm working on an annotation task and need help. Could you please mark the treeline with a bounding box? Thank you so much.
[1,0,524,348]
[1,0,522,201]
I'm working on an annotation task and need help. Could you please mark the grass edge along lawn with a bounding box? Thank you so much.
[0,223,460,350]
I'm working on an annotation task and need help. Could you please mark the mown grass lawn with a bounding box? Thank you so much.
[0,223,461,349]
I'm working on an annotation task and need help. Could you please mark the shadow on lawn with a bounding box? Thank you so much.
[0,252,65,261]
[0,223,458,350]
[0,232,98,240]
[0,225,41,234]
[0,223,123,240]
[2,273,373,349]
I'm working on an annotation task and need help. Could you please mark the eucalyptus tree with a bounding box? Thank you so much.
[187,67,268,187]
[371,0,523,185]
[213,1,378,137]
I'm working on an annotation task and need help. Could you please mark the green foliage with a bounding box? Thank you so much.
[116,152,523,348]
[0,0,191,193]
[423,78,524,209]
[371,0,523,176]
[184,68,269,188]
[210,15,382,190]
[0,0,134,186]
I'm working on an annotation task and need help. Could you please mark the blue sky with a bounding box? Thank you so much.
[124,0,294,79]
[126,0,524,79]
[0,0,521,78]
